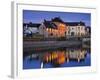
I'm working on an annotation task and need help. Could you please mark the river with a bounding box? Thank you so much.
[23,47,91,69]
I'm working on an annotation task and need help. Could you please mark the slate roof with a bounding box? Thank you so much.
[23,17,86,29]
[23,23,41,28]
[52,17,64,23]
[43,20,57,29]
[65,22,85,26]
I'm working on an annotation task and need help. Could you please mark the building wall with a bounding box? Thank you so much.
[68,25,86,36]
[46,28,58,37]
[39,23,57,38]
[23,25,39,37]
[53,22,68,37]
[68,26,77,36]
[76,26,86,36]
[38,22,86,37]
[38,23,48,37]
[39,22,68,38]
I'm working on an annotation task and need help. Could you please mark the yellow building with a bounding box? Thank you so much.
[39,17,68,38]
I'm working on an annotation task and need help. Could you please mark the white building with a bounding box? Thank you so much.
[66,22,86,37]
[23,21,87,38]
[23,23,40,36]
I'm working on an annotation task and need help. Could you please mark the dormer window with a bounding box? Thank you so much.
[78,24,80,26]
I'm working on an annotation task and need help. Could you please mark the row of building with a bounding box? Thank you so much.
[23,17,91,38]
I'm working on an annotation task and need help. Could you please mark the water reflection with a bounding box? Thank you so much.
[23,48,90,69]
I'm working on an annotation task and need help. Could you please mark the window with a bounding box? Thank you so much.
[72,27,74,30]
[78,27,80,30]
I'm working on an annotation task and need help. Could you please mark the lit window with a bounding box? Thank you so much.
[46,28,48,31]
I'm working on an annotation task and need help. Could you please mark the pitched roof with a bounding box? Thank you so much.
[65,22,85,26]
[52,17,64,23]
[43,20,57,29]
[23,23,41,28]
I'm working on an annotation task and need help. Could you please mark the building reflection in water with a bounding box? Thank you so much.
[23,48,90,69]
[43,49,87,64]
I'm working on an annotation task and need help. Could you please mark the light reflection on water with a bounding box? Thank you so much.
[23,48,91,69]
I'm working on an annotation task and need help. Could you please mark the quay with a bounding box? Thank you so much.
[23,40,82,52]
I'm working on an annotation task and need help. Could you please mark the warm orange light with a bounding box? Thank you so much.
[57,57,65,64]
[45,22,68,37]
[46,28,48,31]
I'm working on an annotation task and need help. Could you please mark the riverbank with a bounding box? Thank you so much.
[23,40,82,52]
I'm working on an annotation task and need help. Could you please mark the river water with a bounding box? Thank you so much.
[23,47,91,69]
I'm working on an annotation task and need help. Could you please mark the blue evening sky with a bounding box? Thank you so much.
[23,10,91,26]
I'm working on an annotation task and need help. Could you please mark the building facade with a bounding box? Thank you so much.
[23,17,87,38]
[66,22,86,37]
[23,22,40,37]
[39,17,68,38]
